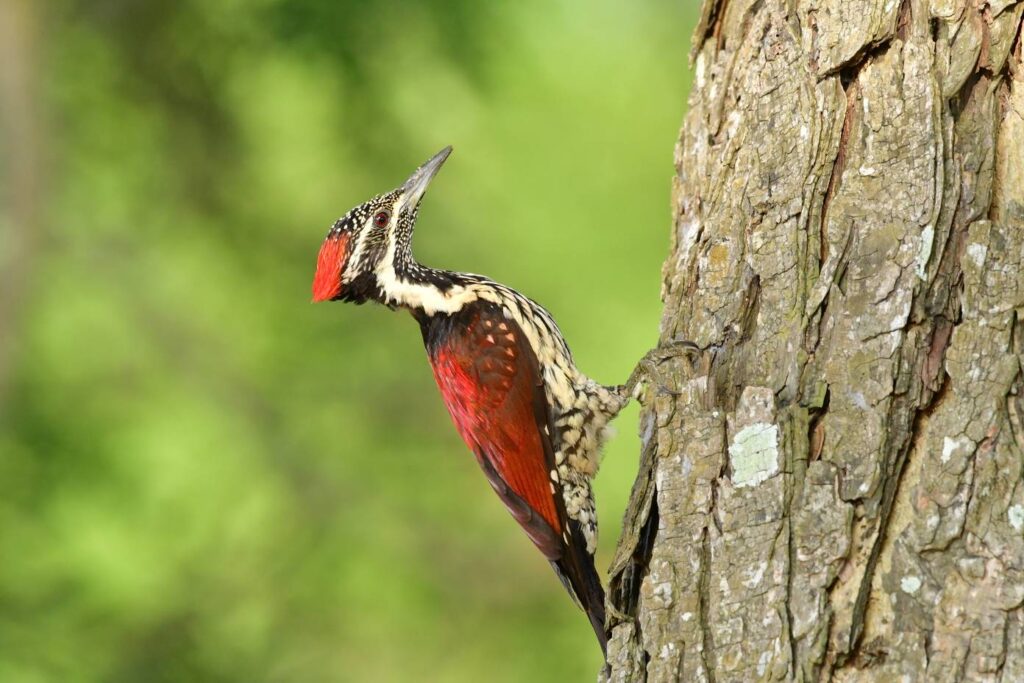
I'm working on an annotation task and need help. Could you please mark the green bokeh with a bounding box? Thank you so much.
[2,1,696,680]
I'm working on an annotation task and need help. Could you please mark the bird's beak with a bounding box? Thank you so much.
[401,146,452,211]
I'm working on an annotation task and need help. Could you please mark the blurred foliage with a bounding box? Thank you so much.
[0,0,697,680]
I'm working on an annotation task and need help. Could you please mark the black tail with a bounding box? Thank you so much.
[552,521,607,654]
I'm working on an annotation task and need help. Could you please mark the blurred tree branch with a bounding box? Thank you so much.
[0,0,43,414]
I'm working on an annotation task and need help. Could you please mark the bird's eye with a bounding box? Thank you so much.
[373,211,391,228]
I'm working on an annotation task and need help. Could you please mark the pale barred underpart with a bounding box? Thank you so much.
[561,468,599,553]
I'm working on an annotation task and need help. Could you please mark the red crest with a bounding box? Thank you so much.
[312,234,350,302]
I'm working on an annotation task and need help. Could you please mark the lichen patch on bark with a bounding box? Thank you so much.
[728,422,780,488]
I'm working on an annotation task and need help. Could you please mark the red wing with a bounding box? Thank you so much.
[423,302,608,651]
[427,306,562,559]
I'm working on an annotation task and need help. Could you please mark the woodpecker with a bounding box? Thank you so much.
[312,147,653,653]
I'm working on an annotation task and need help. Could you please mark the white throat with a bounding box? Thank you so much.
[373,237,475,315]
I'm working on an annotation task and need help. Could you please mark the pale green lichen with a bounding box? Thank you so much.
[901,575,922,594]
[916,224,935,279]
[728,423,779,488]
[1009,505,1024,533]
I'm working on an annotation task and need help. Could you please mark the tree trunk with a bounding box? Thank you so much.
[604,1,1024,681]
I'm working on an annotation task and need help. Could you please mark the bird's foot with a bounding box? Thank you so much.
[618,339,701,402]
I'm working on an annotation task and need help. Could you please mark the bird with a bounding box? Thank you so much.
[311,147,674,653]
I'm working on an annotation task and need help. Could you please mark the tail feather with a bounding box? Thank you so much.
[551,523,607,654]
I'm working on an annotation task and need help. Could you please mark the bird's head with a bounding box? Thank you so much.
[312,146,452,304]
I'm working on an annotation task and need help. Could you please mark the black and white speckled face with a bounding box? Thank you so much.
[311,147,453,305]
[335,190,401,279]
[312,191,397,303]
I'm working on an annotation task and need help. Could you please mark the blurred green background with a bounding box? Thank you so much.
[0,1,697,680]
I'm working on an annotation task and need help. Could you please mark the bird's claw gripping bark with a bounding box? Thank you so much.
[619,339,701,402]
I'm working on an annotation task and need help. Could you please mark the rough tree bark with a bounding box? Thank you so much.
[603,1,1024,680]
